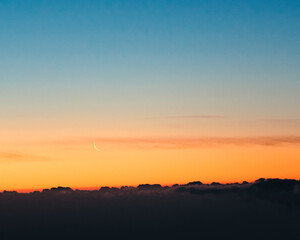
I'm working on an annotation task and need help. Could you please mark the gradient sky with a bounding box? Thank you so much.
[0,0,300,191]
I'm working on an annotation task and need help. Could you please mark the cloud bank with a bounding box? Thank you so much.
[0,179,299,239]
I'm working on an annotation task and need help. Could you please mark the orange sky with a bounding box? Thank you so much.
[1,128,299,191]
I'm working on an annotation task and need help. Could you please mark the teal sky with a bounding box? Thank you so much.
[1,0,299,137]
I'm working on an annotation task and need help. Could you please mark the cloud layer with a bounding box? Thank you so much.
[88,136,300,149]
[0,179,299,239]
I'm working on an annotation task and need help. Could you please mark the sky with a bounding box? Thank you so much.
[0,0,299,191]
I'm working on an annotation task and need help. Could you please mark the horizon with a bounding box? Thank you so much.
[4,177,300,193]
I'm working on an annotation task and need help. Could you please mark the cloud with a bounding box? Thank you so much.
[0,151,47,162]
[88,136,300,149]
[0,179,299,239]
[46,135,300,150]
[146,114,226,120]
[260,118,300,127]
[0,152,24,159]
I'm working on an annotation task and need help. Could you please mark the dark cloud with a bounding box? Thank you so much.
[0,179,299,239]
[173,178,300,205]
[184,181,203,186]
[137,184,163,190]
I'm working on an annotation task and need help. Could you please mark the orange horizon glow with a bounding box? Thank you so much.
[1,114,300,191]
[6,175,300,193]
[1,132,299,191]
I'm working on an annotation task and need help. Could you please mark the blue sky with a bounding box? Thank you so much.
[0,0,299,135]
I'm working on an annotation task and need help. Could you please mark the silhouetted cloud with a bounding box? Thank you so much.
[2,178,299,205]
[137,184,162,190]
[42,187,73,194]
[184,181,203,186]
[0,179,299,239]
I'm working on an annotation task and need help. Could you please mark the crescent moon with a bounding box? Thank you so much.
[93,142,101,152]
